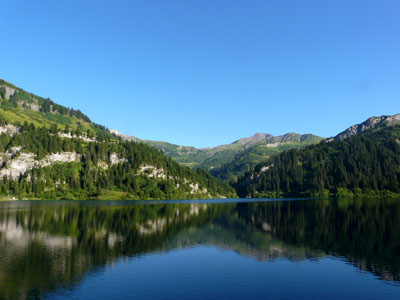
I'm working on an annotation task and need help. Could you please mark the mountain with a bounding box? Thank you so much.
[0,79,112,140]
[111,130,323,181]
[203,133,323,181]
[0,79,236,200]
[109,130,209,167]
[332,113,400,141]
[234,120,400,198]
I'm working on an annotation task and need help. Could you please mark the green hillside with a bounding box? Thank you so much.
[113,130,323,180]
[144,140,209,167]
[205,135,323,181]
[234,123,400,198]
[0,79,113,139]
[207,144,294,181]
[0,79,236,200]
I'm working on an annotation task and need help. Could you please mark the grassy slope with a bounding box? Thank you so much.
[139,134,324,181]
[0,106,94,132]
[0,78,322,187]
[144,140,208,166]
[0,78,237,199]
[0,79,105,135]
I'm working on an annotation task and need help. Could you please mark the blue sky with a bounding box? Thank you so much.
[1,0,399,147]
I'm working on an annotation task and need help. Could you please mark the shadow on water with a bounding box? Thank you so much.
[0,198,399,298]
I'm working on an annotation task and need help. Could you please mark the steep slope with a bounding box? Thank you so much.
[111,129,323,180]
[235,123,400,198]
[0,79,112,140]
[332,113,400,141]
[0,79,236,200]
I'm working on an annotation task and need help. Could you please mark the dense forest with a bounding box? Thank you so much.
[0,79,236,200]
[0,120,235,199]
[203,135,323,182]
[235,124,400,198]
[2,78,400,200]
[208,144,296,181]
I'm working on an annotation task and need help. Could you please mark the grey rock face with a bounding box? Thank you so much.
[333,113,400,141]
[0,85,16,99]
[0,124,20,136]
[109,129,140,142]
[0,151,81,180]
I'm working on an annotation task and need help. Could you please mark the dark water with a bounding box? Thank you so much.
[1,198,400,299]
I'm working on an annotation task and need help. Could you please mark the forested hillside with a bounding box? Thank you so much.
[0,79,236,200]
[113,130,323,180]
[235,124,400,198]
[207,134,323,181]
[3,78,399,200]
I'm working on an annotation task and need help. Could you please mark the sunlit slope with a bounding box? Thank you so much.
[0,79,111,138]
[235,123,400,198]
[0,79,236,200]
[203,134,323,181]
[113,130,324,180]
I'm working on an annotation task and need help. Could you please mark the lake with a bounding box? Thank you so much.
[0,198,399,299]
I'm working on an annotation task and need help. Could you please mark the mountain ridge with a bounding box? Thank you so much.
[235,121,400,198]
[2,77,399,199]
[110,129,322,151]
[109,129,324,180]
[332,113,400,141]
[0,78,236,200]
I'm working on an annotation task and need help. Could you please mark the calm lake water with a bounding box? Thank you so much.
[1,198,400,299]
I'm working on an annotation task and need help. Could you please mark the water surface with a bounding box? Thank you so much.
[0,198,399,299]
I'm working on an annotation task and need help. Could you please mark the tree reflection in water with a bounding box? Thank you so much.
[0,198,399,299]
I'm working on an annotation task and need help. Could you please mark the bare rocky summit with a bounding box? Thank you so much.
[231,133,320,149]
[333,113,400,141]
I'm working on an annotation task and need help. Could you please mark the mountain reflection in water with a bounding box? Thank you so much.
[0,198,399,299]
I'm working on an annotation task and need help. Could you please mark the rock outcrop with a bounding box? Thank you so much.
[137,164,210,196]
[0,85,16,99]
[58,132,97,142]
[332,113,400,141]
[109,129,140,142]
[109,153,127,165]
[0,124,20,136]
[0,150,81,179]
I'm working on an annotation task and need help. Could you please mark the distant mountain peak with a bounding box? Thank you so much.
[233,133,272,145]
[333,113,400,141]
[233,132,319,148]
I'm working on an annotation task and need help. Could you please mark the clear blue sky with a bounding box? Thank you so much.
[1,0,399,147]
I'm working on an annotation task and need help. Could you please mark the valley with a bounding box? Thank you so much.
[0,78,399,200]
